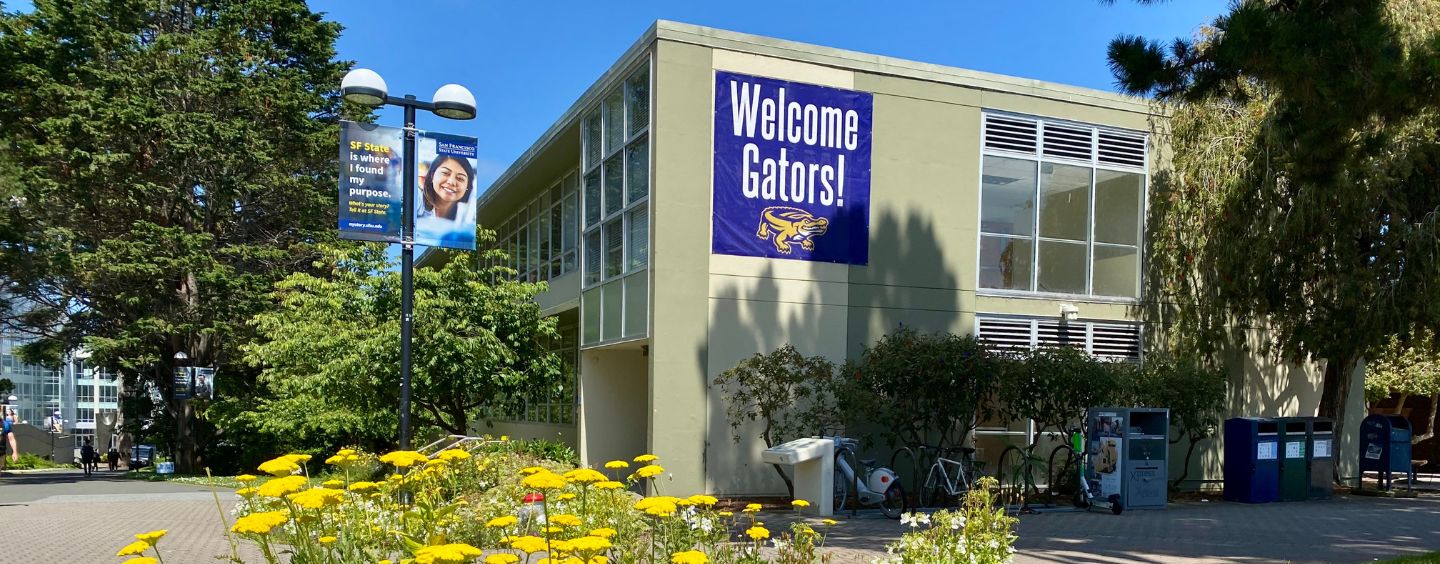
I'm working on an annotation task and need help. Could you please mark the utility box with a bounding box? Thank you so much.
[1297,417,1335,499]
[1223,417,1280,503]
[1086,407,1169,510]
[1360,414,1414,491]
[1277,418,1309,501]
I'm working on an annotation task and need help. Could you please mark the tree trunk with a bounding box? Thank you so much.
[1317,354,1357,485]
[762,422,796,498]
[1394,393,1409,416]
[1414,394,1438,445]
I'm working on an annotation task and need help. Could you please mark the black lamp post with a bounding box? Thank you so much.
[340,68,476,450]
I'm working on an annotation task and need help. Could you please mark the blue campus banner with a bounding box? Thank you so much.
[338,121,404,243]
[712,71,872,264]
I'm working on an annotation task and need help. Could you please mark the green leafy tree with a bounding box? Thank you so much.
[713,344,840,497]
[1109,2,1440,446]
[0,378,12,398]
[1130,353,1227,489]
[842,327,1004,450]
[239,242,562,448]
[1365,328,1440,444]
[1000,346,1127,442]
[0,0,353,472]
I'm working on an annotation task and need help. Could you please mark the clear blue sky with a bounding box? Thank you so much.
[312,0,1227,191]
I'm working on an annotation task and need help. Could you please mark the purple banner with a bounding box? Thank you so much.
[712,71,872,264]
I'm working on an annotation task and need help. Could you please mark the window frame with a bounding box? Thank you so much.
[580,57,652,290]
[976,111,1148,302]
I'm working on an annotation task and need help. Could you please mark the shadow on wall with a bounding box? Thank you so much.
[699,206,961,496]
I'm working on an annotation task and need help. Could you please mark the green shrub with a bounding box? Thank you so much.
[879,477,1017,563]
[9,452,67,470]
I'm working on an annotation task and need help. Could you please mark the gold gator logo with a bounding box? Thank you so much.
[756,206,829,254]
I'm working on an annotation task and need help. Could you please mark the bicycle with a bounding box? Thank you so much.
[918,446,978,508]
[831,436,907,519]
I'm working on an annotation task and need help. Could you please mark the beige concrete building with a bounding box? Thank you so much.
[448,21,1366,496]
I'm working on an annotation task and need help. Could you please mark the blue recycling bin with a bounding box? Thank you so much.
[1224,417,1281,503]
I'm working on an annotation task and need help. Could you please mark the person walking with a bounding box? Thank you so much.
[2,407,16,468]
[107,446,119,472]
[80,438,96,476]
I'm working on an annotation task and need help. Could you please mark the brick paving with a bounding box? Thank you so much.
[2,470,1438,563]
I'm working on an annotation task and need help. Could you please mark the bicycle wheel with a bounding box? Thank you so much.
[919,465,941,507]
[832,467,849,514]
[880,482,906,519]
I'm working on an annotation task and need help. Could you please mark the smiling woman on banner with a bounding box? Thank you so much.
[418,154,475,223]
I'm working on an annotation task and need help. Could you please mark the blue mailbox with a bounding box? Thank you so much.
[1223,417,1281,503]
[1359,414,1413,491]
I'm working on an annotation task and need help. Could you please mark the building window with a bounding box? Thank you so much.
[581,61,650,288]
[978,113,1146,299]
[494,171,579,283]
[975,315,1141,363]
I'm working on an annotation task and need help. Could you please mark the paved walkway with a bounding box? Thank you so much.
[1,470,1437,563]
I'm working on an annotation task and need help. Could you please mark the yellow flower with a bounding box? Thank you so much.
[436,449,472,461]
[321,479,344,489]
[822,518,839,526]
[337,448,357,456]
[348,481,380,493]
[563,468,608,484]
[594,481,623,490]
[791,499,811,508]
[231,511,289,535]
[743,503,762,513]
[235,487,257,497]
[718,511,733,517]
[569,535,612,552]
[257,475,309,498]
[604,460,629,469]
[380,560,393,564]
[745,525,770,540]
[288,487,345,509]
[687,494,718,507]
[258,457,300,477]
[414,543,482,564]
[634,496,679,517]
[557,492,577,501]
[485,515,518,528]
[500,435,510,441]
[671,551,709,564]
[521,470,568,490]
[319,536,337,544]
[589,527,617,538]
[134,530,168,544]
[378,450,430,468]
[633,454,659,463]
[486,556,520,564]
[324,454,346,465]
[235,474,258,483]
[281,453,313,464]
[633,465,664,479]
[509,535,548,553]
[117,541,150,556]
[549,513,582,527]
[519,466,545,475]
[121,558,158,564]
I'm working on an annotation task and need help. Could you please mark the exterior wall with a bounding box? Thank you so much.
[474,420,577,449]
[653,36,1164,494]
[577,345,649,469]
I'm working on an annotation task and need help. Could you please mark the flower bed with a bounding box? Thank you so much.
[108,445,1016,563]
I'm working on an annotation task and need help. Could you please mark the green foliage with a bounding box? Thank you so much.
[841,327,1002,449]
[1130,353,1227,487]
[878,477,1017,564]
[0,0,355,471]
[480,438,580,467]
[1111,1,1440,428]
[714,344,841,448]
[235,242,561,451]
[1365,328,1440,410]
[0,378,12,397]
[1001,346,1128,438]
[714,344,838,496]
[8,452,67,470]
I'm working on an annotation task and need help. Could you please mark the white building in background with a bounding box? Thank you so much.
[0,334,120,448]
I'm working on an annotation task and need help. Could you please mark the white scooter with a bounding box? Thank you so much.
[830,436,907,519]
